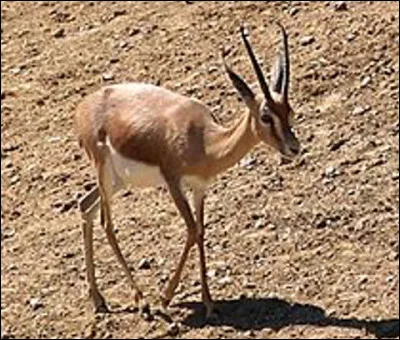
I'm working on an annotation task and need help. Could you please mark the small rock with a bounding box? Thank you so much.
[392,173,399,181]
[113,9,127,17]
[386,275,395,283]
[47,136,61,143]
[207,268,218,278]
[10,175,20,185]
[329,137,348,151]
[60,199,76,213]
[218,276,233,287]
[325,166,339,178]
[138,258,151,270]
[299,35,315,46]
[388,251,398,261]
[288,7,300,16]
[7,264,18,271]
[332,1,348,11]
[129,27,140,36]
[243,330,256,337]
[3,143,20,153]
[240,156,256,169]
[102,73,114,81]
[254,219,265,229]
[29,297,44,311]
[62,251,75,259]
[315,218,327,229]
[358,275,368,285]
[2,227,15,240]
[319,57,329,66]
[53,28,65,38]
[167,323,180,337]
[361,76,371,88]
[10,67,22,75]
[267,223,276,231]
[346,33,356,42]
[119,41,128,49]
[208,66,218,74]
[352,106,367,115]
[244,281,256,289]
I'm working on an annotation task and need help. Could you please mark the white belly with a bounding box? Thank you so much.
[108,144,165,188]
[106,139,207,190]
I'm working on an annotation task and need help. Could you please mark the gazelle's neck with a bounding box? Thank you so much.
[206,109,260,176]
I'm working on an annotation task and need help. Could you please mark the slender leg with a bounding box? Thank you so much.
[160,175,198,308]
[193,187,214,318]
[97,162,146,312]
[79,187,108,312]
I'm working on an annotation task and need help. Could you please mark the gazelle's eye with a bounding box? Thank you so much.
[261,114,273,125]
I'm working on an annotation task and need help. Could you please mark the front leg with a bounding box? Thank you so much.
[160,175,197,308]
[193,187,214,319]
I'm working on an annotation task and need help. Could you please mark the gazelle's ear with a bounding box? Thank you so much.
[223,59,256,107]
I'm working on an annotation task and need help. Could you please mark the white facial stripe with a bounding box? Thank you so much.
[270,112,285,144]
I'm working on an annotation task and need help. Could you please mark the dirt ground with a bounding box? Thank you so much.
[1,1,399,339]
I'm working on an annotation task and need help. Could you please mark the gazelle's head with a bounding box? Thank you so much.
[224,24,300,160]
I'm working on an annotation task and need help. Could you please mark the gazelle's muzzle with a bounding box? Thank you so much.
[281,129,300,159]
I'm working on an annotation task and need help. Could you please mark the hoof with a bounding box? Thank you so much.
[140,302,153,321]
[160,294,171,310]
[94,298,109,313]
[205,303,219,324]
[91,290,108,313]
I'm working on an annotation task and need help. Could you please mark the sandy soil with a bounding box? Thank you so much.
[1,1,399,339]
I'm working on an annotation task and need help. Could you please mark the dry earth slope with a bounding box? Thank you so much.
[1,1,399,339]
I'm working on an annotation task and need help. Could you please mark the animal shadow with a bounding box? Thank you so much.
[176,296,399,339]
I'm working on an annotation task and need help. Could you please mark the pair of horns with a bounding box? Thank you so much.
[239,24,290,102]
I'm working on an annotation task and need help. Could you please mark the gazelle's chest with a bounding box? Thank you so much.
[107,142,207,190]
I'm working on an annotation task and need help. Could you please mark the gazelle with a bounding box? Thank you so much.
[75,24,300,319]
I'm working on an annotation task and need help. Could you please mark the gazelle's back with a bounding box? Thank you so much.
[75,83,217,170]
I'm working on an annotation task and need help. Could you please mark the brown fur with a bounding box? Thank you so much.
[75,83,264,181]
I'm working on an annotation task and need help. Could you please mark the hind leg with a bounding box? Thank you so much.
[78,186,108,312]
[97,160,148,314]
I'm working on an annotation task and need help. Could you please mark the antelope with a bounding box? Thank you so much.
[74,24,300,319]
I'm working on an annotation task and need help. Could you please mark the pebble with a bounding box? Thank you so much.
[244,281,256,289]
[329,137,348,151]
[138,258,151,270]
[208,66,218,74]
[2,227,16,240]
[332,1,348,11]
[102,73,114,81]
[167,323,180,337]
[358,275,368,285]
[325,166,339,178]
[254,219,265,229]
[288,7,300,16]
[346,33,356,42]
[53,28,65,38]
[239,156,256,169]
[361,76,371,88]
[299,35,315,46]
[29,297,44,311]
[129,27,140,36]
[218,276,233,286]
[352,106,367,115]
